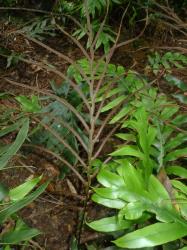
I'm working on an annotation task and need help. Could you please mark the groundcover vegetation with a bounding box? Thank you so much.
[0,0,187,249]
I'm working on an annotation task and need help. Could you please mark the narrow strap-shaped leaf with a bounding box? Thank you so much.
[9,176,42,201]
[173,94,187,104]
[0,119,23,137]
[171,180,187,196]
[96,87,123,102]
[0,183,9,202]
[92,193,126,209]
[161,106,179,120]
[101,95,125,113]
[165,134,187,151]
[1,228,40,244]
[88,216,132,232]
[165,148,187,162]
[173,114,187,126]
[110,145,144,159]
[0,181,48,223]
[115,133,136,142]
[0,118,29,170]
[109,105,132,124]
[166,166,187,179]
[165,75,187,91]
[113,222,187,248]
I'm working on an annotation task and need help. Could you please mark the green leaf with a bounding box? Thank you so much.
[171,180,187,196]
[9,176,42,201]
[148,175,171,204]
[96,88,122,102]
[0,182,48,223]
[0,120,23,138]
[161,106,179,120]
[122,201,145,220]
[97,168,124,188]
[91,159,102,169]
[0,118,29,170]
[1,228,40,244]
[110,145,144,159]
[165,134,187,151]
[0,183,9,201]
[166,166,187,179]
[115,133,136,142]
[120,160,144,192]
[101,95,125,113]
[147,126,157,147]
[16,95,41,113]
[0,92,10,99]
[173,94,187,104]
[92,193,126,209]
[173,114,187,126]
[172,61,184,69]
[131,108,151,154]
[93,187,122,200]
[109,105,131,124]
[165,75,187,91]
[3,245,11,250]
[165,148,187,162]
[161,59,171,70]
[113,222,187,248]
[70,236,79,250]
[175,192,187,219]
[179,247,187,250]
[94,187,141,202]
[151,206,178,223]
[88,216,132,232]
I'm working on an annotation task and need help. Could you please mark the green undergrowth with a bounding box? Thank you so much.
[1,48,187,249]
[0,1,187,248]
[1,0,186,53]
[147,51,187,105]
[0,100,48,249]
[87,64,187,249]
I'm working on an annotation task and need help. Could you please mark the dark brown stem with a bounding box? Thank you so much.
[115,8,148,49]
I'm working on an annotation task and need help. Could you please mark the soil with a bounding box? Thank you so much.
[0,16,187,250]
